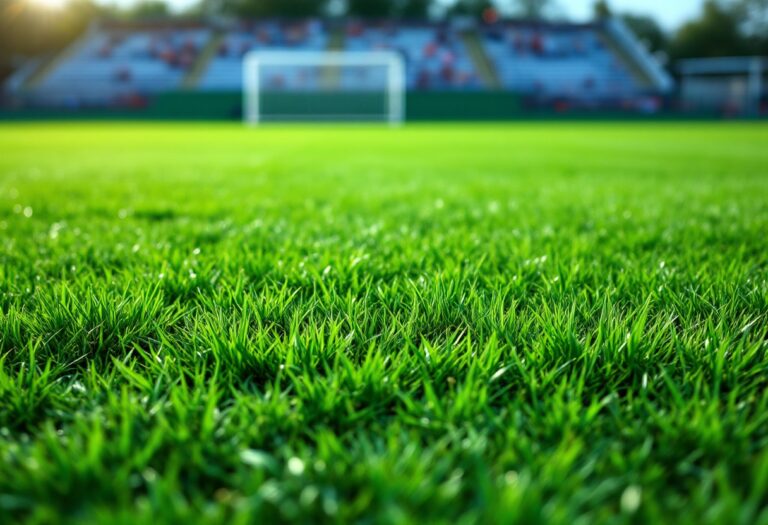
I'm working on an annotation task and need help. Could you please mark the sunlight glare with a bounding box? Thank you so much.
[30,0,68,9]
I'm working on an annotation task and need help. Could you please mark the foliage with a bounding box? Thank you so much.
[4,0,768,68]
[347,0,393,18]
[122,0,170,19]
[732,0,768,55]
[451,0,556,19]
[668,0,750,60]
[734,0,768,36]
[621,13,668,55]
[346,0,432,18]
[449,0,494,17]
[508,0,554,19]
[593,0,611,19]
[0,0,97,69]
[0,122,767,524]
[398,0,431,18]
[211,0,325,18]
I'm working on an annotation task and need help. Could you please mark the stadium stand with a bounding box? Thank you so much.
[2,18,673,111]
[199,20,328,91]
[480,23,636,99]
[26,24,211,106]
[342,22,483,90]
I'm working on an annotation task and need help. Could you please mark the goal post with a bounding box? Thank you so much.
[243,50,406,125]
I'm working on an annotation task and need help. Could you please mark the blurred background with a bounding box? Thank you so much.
[0,0,766,121]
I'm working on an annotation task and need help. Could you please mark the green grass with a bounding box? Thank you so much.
[1,122,767,524]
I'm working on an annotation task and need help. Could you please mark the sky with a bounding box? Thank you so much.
[149,0,705,30]
[566,0,704,29]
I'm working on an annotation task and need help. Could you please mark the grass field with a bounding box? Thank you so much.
[1,122,767,524]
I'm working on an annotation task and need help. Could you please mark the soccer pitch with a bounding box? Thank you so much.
[1,123,767,524]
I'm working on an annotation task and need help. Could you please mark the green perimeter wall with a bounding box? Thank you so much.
[0,91,523,121]
[1,91,748,121]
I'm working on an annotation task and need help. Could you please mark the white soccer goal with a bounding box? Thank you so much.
[243,50,406,125]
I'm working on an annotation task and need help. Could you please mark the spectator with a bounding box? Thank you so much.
[417,69,431,89]
[531,32,543,55]
[114,67,132,84]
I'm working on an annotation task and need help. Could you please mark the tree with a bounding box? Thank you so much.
[207,0,324,18]
[267,0,323,17]
[669,0,749,60]
[734,0,768,35]
[589,1,668,58]
[622,13,667,54]
[322,0,432,19]
[733,0,768,54]
[450,0,555,19]
[0,0,97,63]
[593,0,611,19]
[449,0,493,17]
[123,0,169,19]
[511,0,553,19]
[397,0,431,18]
[347,0,393,17]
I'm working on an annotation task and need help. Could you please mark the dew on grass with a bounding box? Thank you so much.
[23,207,33,218]
[287,457,305,476]
[214,488,233,503]
[142,468,158,483]
[322,493,339,516]
[258,481,282,503]
[300,486,319,507]
[621,485,642,513]
[240,449,273,469]
[504,471,519,485]
[49,222,64,239]
[3,124,766,522]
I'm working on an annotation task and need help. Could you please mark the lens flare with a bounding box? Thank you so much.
[31,0,67,9]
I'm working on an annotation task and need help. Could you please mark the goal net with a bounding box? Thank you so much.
[243,51,406,124]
